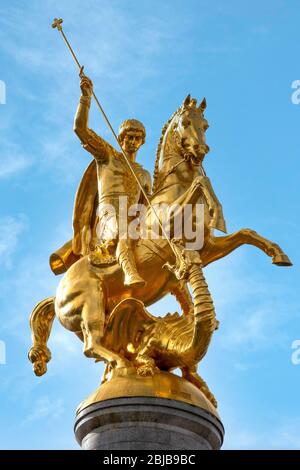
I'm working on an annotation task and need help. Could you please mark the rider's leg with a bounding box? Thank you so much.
[117,238,146,287]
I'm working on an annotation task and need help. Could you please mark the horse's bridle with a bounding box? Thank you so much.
[162,151,206,178]
[152,153,206,197]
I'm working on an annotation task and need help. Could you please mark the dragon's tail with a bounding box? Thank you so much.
[182,265,217,364]
[28,297,55,376]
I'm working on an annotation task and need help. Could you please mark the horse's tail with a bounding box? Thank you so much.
[28,297,56,376]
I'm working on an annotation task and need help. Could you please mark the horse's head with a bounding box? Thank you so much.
[152,95,211,194]
[173,94,210,164]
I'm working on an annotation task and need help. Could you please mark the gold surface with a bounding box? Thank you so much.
[77,370,219,418]
[29,22,292,414]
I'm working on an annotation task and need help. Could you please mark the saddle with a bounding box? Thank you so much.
[49,239,118,275]
[88,241,117,266]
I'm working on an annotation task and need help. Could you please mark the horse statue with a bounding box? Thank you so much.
[29,95,291,407]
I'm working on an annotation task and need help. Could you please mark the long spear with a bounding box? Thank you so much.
[52,18,177,257]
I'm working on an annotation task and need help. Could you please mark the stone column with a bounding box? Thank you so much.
[75,398,224,450]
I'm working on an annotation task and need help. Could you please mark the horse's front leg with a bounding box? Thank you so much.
[198,176,227,233]
[159,178,206,239]
[202,229,292,267]
[171,176,207,207]
[170,176,226,232]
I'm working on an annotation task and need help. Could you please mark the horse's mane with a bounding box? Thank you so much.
[152,108,180,194]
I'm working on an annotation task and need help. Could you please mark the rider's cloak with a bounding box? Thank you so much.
[49,160,97,275]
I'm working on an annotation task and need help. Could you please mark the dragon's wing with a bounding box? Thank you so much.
[103,298,156,356]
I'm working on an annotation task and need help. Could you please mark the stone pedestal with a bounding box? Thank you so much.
[74,371,224,450]
[75,396,224,450]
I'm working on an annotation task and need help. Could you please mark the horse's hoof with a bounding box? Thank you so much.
[272,253,293,267]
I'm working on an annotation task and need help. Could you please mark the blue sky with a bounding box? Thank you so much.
[0,0,299,450]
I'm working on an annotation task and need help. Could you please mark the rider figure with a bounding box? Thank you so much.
[74,74,151,287]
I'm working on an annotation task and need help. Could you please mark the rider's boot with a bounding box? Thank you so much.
[117,241,146,287]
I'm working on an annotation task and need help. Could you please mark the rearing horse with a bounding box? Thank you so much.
[149,93,292,267]
[29,95,292,379]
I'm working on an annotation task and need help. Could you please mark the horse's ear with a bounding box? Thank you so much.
[183,94,191,108]
[198,97,207,112]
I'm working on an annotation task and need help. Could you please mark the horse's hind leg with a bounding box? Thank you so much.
[202,229,292,267]
[80,281,105,358]
[57,267,129,369]
[80,283,131,369]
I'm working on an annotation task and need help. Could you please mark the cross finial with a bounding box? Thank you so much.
[52,18,63,31]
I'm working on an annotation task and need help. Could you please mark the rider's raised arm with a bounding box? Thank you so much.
[73,75,112,162]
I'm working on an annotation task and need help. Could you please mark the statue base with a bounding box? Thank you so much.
[74,371,224,450]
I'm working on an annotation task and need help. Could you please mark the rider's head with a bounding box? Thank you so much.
[118,119,146,156]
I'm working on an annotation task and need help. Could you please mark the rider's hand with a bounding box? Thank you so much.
[80,75,93,98]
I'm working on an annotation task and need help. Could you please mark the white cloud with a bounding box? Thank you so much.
[22,396,64,425]
[223,418,300,450]
[0,215,28,268]
[220,303,288,350]
[50,328,80,357]
[0,153,31,178]
[0,225,62,336]
[0,138,32,178]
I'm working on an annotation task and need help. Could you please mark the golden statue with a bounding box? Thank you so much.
[29,19,292,414]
